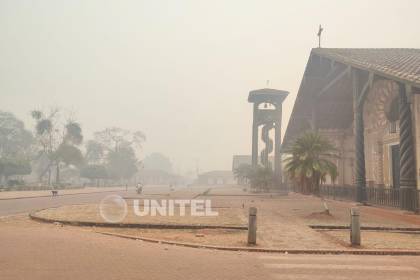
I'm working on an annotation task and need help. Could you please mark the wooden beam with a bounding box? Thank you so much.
[326,60,337,78]
[406,84,413,104]
[318,65,351,97]
[357,72,374,106]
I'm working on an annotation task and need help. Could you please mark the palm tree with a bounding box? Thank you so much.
[233,164,252,185]
[233,164,274,192]
[284,131,338,195]
[249,165,273,192]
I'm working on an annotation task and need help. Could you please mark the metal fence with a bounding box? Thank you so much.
[320,185,357,201]
[365,187,400,208]
[291,184,420,211]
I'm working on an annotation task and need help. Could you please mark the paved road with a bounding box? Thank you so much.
[1,224,420,280]
[1,186,420,279]
[259,254,420,280]
[0,225,267,280]
[0,185,178,216]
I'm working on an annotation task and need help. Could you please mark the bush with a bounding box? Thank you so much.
[7,179,25,187]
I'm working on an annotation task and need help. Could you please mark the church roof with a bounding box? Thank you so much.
[313,48,420,86]
[282,48,420,151]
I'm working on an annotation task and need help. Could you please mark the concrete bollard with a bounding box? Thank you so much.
[248,207,257,245]
[350,208,361,246]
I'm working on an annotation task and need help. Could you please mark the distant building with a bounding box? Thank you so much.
[194,170,235,186]
[136,169,183,185]
[232,155,274,171]
[232,155,252,171]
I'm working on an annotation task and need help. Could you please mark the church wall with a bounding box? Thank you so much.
[318,128,354,186]
[317,80,420,190]
[363,79,400,188]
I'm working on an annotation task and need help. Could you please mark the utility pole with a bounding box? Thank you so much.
[195,158,200,177]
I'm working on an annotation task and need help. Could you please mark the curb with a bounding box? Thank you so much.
[201,194,287,197]
[123,194,171,199]
[0,189,125,201]
[192,189,210,199]
[96,231,420,256]
[29,212,247,230]
[310,225,420,232]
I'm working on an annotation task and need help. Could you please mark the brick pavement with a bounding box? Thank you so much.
[199,191,420,249]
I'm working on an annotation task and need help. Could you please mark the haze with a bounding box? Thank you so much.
[1,0,419,173]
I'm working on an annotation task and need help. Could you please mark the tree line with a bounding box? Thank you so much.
[0,109,146,188]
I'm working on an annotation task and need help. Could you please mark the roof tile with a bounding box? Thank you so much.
[312,48,420,86]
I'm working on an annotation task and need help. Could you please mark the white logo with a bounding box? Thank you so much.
[99,195,218,223]
[99,195,128,223]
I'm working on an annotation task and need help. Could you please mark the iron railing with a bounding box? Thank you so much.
[291,184,419,211]
[320,185,357,201]
[365,187,400,208]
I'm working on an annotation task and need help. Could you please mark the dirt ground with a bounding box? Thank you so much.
[33,203,247,227]
[1,214,249,247]
[102,227,248,247]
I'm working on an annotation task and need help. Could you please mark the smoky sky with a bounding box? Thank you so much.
[1,0,419,174]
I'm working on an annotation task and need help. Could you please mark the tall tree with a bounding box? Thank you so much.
[0,111,33,159]
[0,111,34,184]
[90,127,145,184]
[94,127,145,154]
[143,152,172,173]
[107,145,138,181]
[284,131,338,195]
[85,140,104,165]
[31,109,84,185]
[80,164,108,186]
[0,158,32,184]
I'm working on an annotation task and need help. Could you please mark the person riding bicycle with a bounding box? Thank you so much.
[136,182,143,194]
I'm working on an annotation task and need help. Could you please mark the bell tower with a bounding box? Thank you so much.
[248,88,288,185]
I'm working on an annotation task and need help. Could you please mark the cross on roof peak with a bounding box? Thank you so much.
[317,25,324,48]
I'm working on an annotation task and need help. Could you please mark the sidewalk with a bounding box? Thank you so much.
[10,187,420,251]
[201,191,420,250]
[257,206,341,249]
[0,187,125,200]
